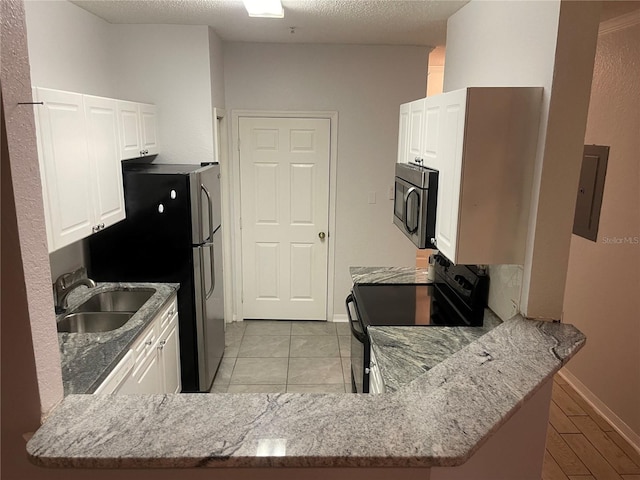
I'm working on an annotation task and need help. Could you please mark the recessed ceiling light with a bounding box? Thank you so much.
[242,0,284,18]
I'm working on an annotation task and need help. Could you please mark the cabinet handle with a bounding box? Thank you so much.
[99,223,105,230]
[92,225,99,233]
[145,340,153,346]
[158,340,166,350]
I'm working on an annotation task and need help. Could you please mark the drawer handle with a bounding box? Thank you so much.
[145,340,153,346]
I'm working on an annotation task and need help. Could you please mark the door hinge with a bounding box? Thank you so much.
[237,138,241,151]
[239,217,242,230]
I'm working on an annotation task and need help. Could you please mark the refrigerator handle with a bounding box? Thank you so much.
[206,243,215,299]
[201,183,214,241]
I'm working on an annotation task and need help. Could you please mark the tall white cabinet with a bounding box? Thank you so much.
[397,87,542,265]
[33,87,159,253]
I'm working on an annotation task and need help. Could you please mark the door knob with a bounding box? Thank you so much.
[319,232,326,240]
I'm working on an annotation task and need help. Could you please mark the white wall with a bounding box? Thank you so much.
[444,0,601,320]
[223,42,429,315]
[563,22,640,438]
[24,0,114,97]
[110,24,216,165]
[209,27,226,110]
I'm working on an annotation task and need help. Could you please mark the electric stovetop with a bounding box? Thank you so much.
[352,284,442,326]
[352,256,489,328]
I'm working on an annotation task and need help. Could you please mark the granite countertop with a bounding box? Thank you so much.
[351,266,503,393]
[369,309,503,393]
[350,266,431,284]
[28,263,585,470]
[58,282,178,395]
[28,316,584,468]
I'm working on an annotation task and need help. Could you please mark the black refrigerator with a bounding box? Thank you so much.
[89,162,224,392]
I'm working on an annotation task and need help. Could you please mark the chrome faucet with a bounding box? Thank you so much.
[56,278,97,312]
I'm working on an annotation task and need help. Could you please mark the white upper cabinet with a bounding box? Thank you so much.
[118,101,158,160]
[396,87,542,265]
[34,88,96,252]
[34,88,159,252]
[407,99,425,165]
[434,87,542,264]
[397,98,426,165]
[84,95,126,231]
[396,102,410,164]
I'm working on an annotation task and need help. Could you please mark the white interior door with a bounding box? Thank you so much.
[239,117,330,320]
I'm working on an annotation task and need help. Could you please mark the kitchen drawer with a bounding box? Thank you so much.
[131,320,159,366]
[158,296,178,333]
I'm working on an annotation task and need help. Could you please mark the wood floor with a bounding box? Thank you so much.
[543,376,640,480]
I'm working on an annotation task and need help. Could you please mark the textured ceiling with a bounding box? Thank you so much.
[70,0,470,46]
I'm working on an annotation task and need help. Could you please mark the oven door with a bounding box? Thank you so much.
[393,177,427,248]
[346,294,369,393]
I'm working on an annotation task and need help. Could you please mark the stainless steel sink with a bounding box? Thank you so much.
[57,312,134,333]
[73,289,154,313]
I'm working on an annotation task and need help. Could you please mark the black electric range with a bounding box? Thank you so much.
[347,254,489,393]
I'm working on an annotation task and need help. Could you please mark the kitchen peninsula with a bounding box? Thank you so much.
[27,267,585,479]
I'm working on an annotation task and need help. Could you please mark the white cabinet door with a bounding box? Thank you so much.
[117,100,142,160]
[434,89,467,262]
[84,95,126,230]
[139,103,159,156]
[117,101,158,160]
[94,351,135,394]
[34,88,94,251]
[118,349,163,394]
[406,99,425,165]
[397,102,410,164]
[159,314,181,394]
[421,96,443,171]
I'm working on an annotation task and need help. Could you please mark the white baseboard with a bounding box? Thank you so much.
[559,368,640,454]
[332,314,348,323]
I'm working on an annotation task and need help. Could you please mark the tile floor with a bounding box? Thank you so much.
[210,320,353,393]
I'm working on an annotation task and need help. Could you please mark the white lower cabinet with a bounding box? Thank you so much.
[368,347,385,394]
[159,314,181,394]
[95,295,181,395]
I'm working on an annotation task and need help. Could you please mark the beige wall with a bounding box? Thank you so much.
[563,22,640,437]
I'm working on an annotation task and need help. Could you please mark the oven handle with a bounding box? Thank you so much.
[346,294,367,343]
[404,187,420,234]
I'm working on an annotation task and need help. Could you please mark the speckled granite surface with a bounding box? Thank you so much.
[28,315,584,468]
[58,282,178,395]
[369,309,502,393]
[350,266,431,284]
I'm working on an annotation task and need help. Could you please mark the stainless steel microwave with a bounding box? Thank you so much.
[393,163,438,249]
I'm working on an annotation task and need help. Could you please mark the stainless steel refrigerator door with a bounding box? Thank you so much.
[193,229,225,391]
[189,164,221,245]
